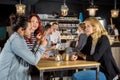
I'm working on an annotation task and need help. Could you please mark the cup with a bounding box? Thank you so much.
[55,54,62,62]
[62,53,70,61]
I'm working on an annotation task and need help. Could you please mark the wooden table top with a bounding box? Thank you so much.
[36,58,100,70]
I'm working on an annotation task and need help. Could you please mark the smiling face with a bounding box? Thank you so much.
[30,16,39,32]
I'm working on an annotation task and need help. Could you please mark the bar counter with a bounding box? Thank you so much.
[111,41,120,70]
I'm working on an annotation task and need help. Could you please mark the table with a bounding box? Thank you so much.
[36,58,100,80]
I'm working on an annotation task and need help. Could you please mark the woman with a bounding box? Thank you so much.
[26,14,42,50]
[0,16,47,80]
[73,22,88,52]
[71,17,120,80]
[66,22,87,55]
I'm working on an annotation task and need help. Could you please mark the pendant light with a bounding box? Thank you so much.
[87,0,98,16]
[111,0,119,18]
[61,0,69,16]
[16,0,26,15]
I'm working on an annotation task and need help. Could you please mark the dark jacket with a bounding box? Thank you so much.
[81,35,120,80]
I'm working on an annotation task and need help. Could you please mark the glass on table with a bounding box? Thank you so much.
[54,54,62,62]
[62,53,70,61]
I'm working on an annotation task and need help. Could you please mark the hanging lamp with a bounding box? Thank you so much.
[111,0,119,18]
[87,0,98,16]
[16,0,26,15]
[61,0,69,16]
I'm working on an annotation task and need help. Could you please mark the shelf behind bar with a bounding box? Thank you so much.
[41,18,79,22]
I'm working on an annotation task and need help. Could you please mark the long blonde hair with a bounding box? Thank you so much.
[84,17,111,45]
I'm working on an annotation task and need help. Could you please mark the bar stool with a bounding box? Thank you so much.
[72,70,106,80]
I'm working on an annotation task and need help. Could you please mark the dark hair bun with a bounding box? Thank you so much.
[43,23,51,31]
[12,16,29,31]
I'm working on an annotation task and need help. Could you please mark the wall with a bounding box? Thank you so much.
[34,1,81,17]
[0,1,120,30]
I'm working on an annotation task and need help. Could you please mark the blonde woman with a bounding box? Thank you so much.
[71,17,120,80]
[73,22,88,52]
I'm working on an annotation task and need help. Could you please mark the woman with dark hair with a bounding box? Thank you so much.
[26,14,43,50]
[0,16,47,80]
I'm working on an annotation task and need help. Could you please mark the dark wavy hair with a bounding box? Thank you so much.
[12,16,29,32]
[43,23,51,32]
[28,14,42,36]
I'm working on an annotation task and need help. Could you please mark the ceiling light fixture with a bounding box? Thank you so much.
[16,0,26,15]
[61,0,69,16]
[111,0,119,18]
[87,0,98,16]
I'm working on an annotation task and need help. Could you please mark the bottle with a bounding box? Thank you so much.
[79,12,83,22]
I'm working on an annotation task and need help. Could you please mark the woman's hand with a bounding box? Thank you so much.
[41,53,49,59]
[40,35,47,47]
[50,45,56,49]
[45,45,56,52]
[36,33,42,40]
[70,55,78,61]
[76,52,86,60]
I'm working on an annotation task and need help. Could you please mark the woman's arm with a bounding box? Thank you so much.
[73,34,87,52]
[11,36,46,65]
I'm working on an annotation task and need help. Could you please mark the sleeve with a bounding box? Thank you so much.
[58,31,61,43]
[81,36,92,55]
[73,34,87,52]
[86,35,110,61]
[11,37,45,65]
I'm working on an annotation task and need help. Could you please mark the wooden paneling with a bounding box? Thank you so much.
[112,47,120,70]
